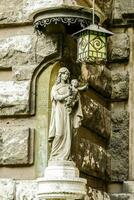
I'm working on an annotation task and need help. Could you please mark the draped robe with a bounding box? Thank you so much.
[48,82,83,161]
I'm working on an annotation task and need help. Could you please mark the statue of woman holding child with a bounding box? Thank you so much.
[48,67,87,161]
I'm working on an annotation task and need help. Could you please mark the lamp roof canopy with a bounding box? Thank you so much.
[73,24,114,36]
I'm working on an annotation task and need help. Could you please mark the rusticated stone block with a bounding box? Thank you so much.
[0,35,36,69]
[87,64,111,98]
[35,34,61,65]
[75,138,109,179]
[86,187,110,200]
[81,92,111,139]
[12,64,37,81]
[111,71,129,100]
[0,81,30,116]
[108,111,129,181]
[0,0,24,24]
[0,34,59,70]
[16,180,37,200]
[108,33,130,62]
[0,128,34,165]
[0,179,15,200]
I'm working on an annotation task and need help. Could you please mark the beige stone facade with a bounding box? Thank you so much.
[0,0,133,199]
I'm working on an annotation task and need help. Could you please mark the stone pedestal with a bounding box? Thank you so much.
[37,161,87,199]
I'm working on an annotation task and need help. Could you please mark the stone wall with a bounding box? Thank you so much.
[107,0,133,198]
[0,0,133,199]
[108,21,130,176]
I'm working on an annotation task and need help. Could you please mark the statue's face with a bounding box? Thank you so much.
[61,72,69,82]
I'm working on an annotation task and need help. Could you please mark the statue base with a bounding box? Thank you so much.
[37,161,87,199]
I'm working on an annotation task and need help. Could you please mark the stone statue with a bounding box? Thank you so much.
[48,67,87,161]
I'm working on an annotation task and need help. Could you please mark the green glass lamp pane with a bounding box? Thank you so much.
[77,30,107,62]
[77,33,89,61]
[78,34,89,53]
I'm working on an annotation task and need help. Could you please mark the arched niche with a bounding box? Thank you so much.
[33,61,60,177]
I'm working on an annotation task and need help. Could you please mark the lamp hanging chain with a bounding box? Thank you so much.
[92,0,95,24]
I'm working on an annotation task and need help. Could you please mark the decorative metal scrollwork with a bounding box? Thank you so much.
[34,17,90,34]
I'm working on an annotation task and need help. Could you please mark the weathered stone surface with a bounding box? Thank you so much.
[123,181,134,193]
[108,33,130,62]
[16,180,37,200]
[0,0,91,24]
[111,0,123,24]
[0,81,30,116]
[112,0,134,25]
[0,0,107,25]
[86,187,110,200]
[110,194,131,200]
[75,138,109,179]
[95,0,113,18]
[81,92,111,139]
[0,35,36,69]
[111,71,129,100]
[108,111,129,182]
[86,64,111,98]
[0,0,24,24]
[35,34,61,65]
[12,64,36,81]
[0,128,34,165]
[23,0,90,20]
[0,34,59,70]
[0,179,15,200]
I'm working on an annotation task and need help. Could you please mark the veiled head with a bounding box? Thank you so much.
[56,67,70,84]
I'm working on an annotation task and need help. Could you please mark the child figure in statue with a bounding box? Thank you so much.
[65,79,88,114]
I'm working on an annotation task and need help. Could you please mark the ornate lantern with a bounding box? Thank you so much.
[73,0,113,64]
[73,24,113,63]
